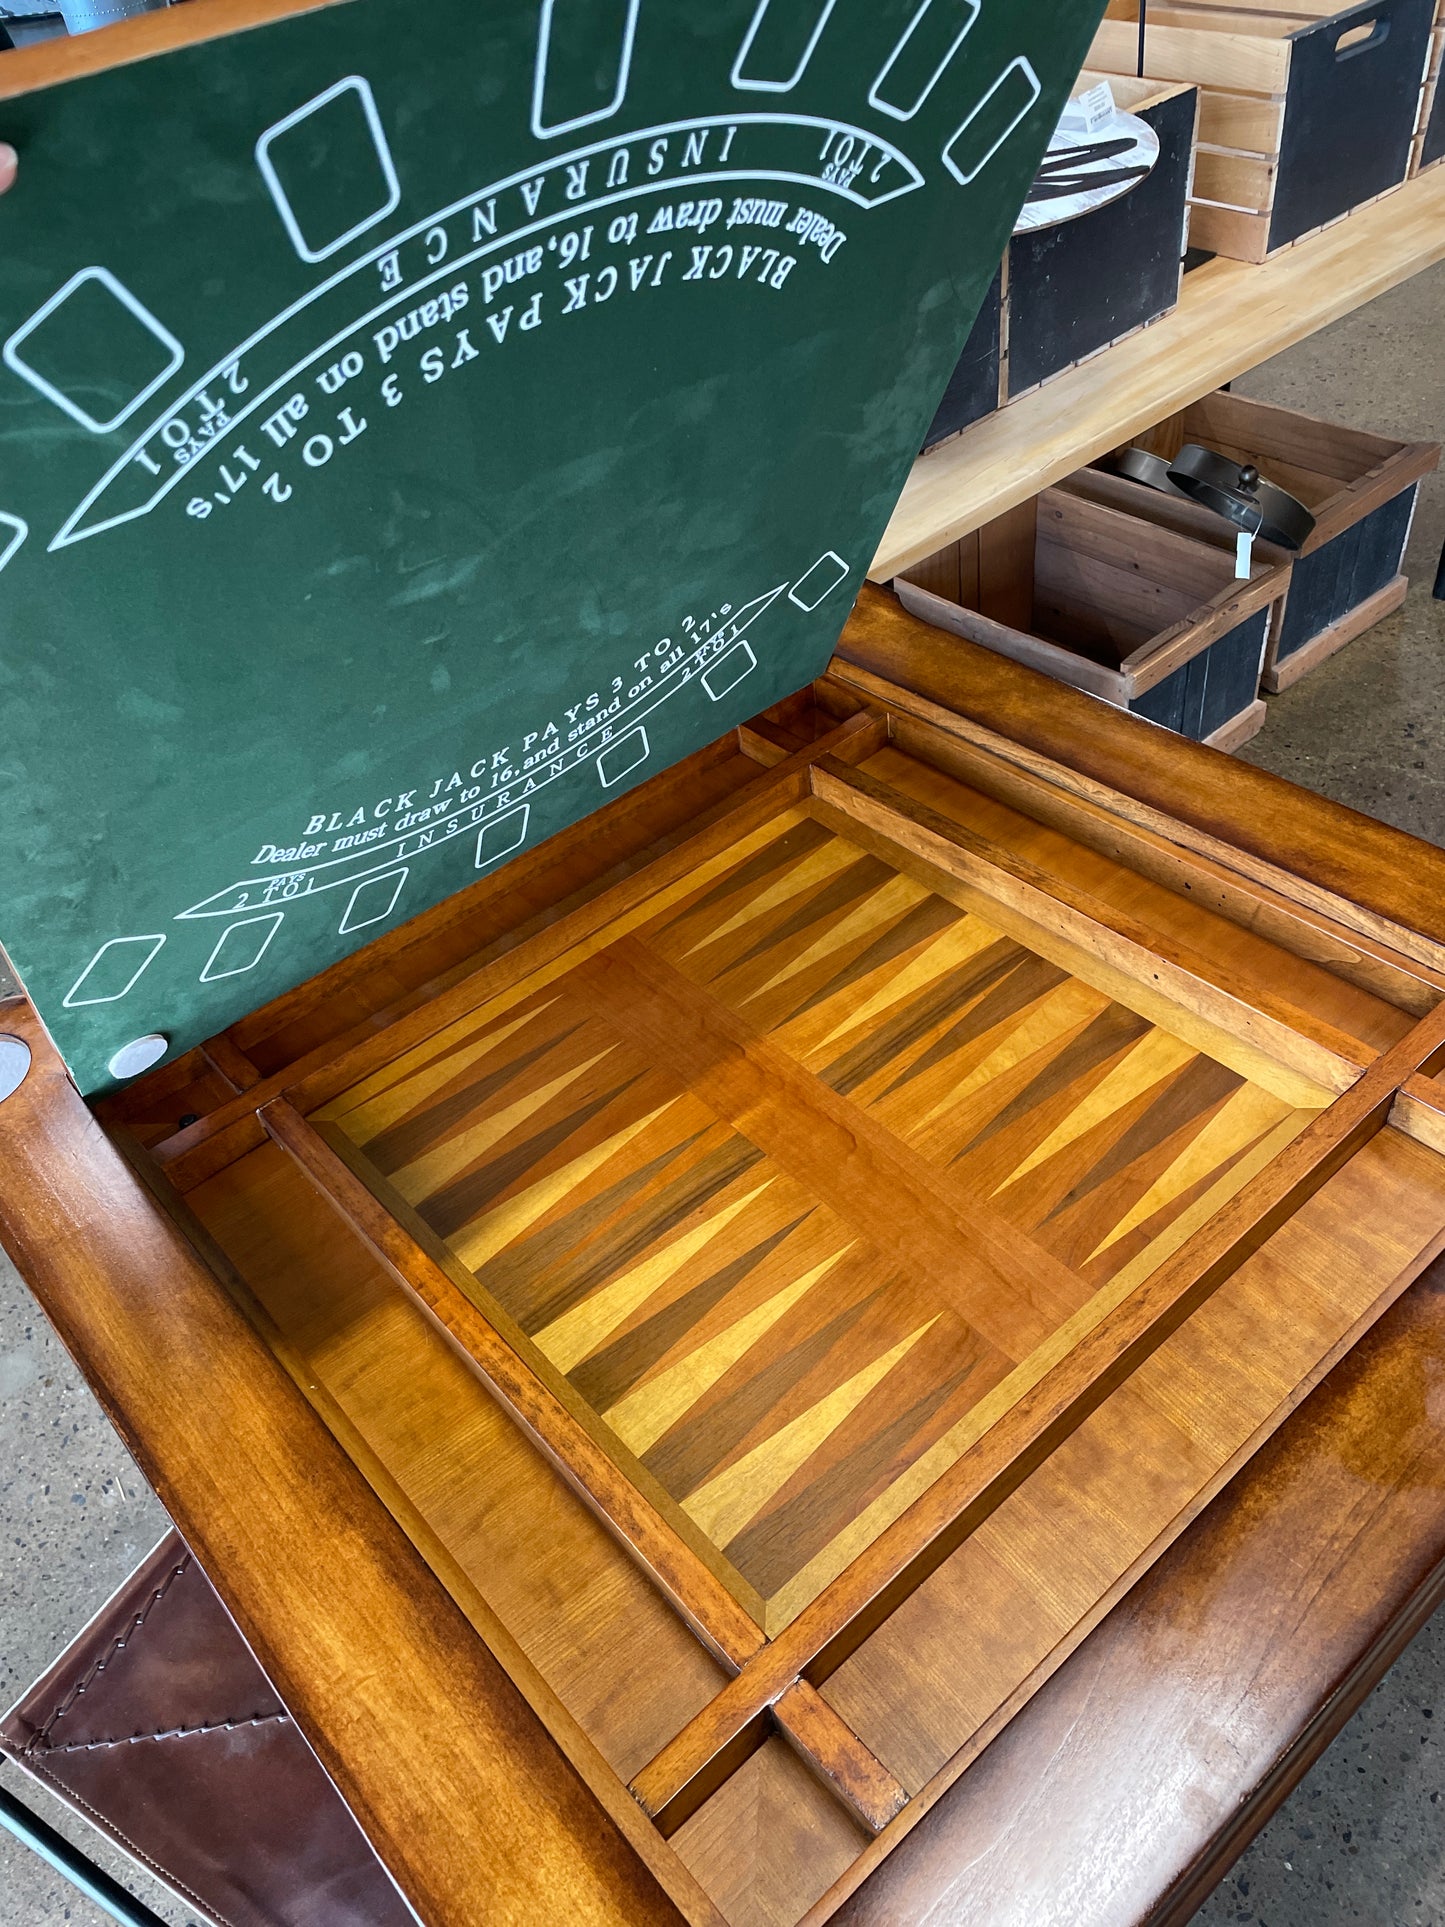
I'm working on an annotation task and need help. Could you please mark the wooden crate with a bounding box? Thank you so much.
[1089,0,1438,262]
[1005,75,1199,399]
[924,75,1197,450]
[893,487,1288,748]
[1118,389,1439,691]
[922,267,1003,452]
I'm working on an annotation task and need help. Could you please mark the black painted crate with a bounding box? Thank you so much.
[893,485,1289,750]
[1005,76,1198,399]
[1415,23,1445,171]
[921,266,1002,452]
[1111,390,1438,692]
[1090,0,1437,262]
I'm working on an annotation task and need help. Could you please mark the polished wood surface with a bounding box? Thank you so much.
[18,611,1445,1922]
[836,586,1445,966]
[828,1250,1445,1927]
[870,166,1445,579]
[314,795,1312,1639]
[0,997,689,1927]
[81,657,1445,1920]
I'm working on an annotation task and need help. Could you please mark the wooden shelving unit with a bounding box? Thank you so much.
[872,167,1445,582]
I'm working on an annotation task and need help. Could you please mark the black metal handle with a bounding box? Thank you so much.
[0,1779,186,1927]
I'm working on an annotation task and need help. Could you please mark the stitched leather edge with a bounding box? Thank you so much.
[41,1710,291,1754]
[16,1752,242,1927]
[31,1556,193,1752]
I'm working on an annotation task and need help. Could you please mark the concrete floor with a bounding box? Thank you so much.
[2,266,1445,1927]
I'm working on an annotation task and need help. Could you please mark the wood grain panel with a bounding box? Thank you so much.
[823,1128,1445,1794]
[671,1738,869,1927]
[189,1141,728,1783]
[0,999,695,1927]
[319,804,1306,1636]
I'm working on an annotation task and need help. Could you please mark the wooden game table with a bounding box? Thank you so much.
[7,589,1445,1925]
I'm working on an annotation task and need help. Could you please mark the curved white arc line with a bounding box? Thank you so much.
[48,115,923,552]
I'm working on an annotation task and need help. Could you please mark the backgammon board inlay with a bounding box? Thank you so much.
[321,804,1315,1629]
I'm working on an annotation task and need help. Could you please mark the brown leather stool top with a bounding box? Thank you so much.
[1,1534,414,1927]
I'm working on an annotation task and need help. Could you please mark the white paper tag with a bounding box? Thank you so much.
[1235,529,1254,580]
[1060,80,1117,136]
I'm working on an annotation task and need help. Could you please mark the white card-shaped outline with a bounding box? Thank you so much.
[3,268,184,435]
[338,866,408,934]
[943,57,1042,186]
[869,0,981,121]
[731,0,838,93]
[532,0,642,138]
[200,910,284,982]
[702,641,757,701]
[256,76,402,264]
[476,804,530,868]
[789,551,849,611]
[0,512,26,575]
[63,933,165,1008]
[597,726,650,788]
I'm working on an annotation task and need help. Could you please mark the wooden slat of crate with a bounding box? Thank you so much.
[1092,12,1293,95]
[1116,390,1439,687]
[895,487,1288,747]
[1090,0,1435,262]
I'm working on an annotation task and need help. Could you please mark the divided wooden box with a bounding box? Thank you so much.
[1089,0,1439,261]
[923,74,1197,449]
[893,487,1288,748]
[1122,389,1439,692]
[79,650,1445,1927]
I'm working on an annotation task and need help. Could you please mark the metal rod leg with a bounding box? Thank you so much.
[1434,535,1445,601]
[0,1779,179,1927]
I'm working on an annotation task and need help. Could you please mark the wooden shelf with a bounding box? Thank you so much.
[872,168,1445,583]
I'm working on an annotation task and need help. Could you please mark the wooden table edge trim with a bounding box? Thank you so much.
[819,680,1445,1019]
[797,1209,1445,1925]
[808,756,1367,1095]
[834,588,1445,970]
[0,998,690,1927]
[1145,1549,1445,1927]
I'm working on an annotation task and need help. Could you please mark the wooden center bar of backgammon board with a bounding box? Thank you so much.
[84,650,1445,1927]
